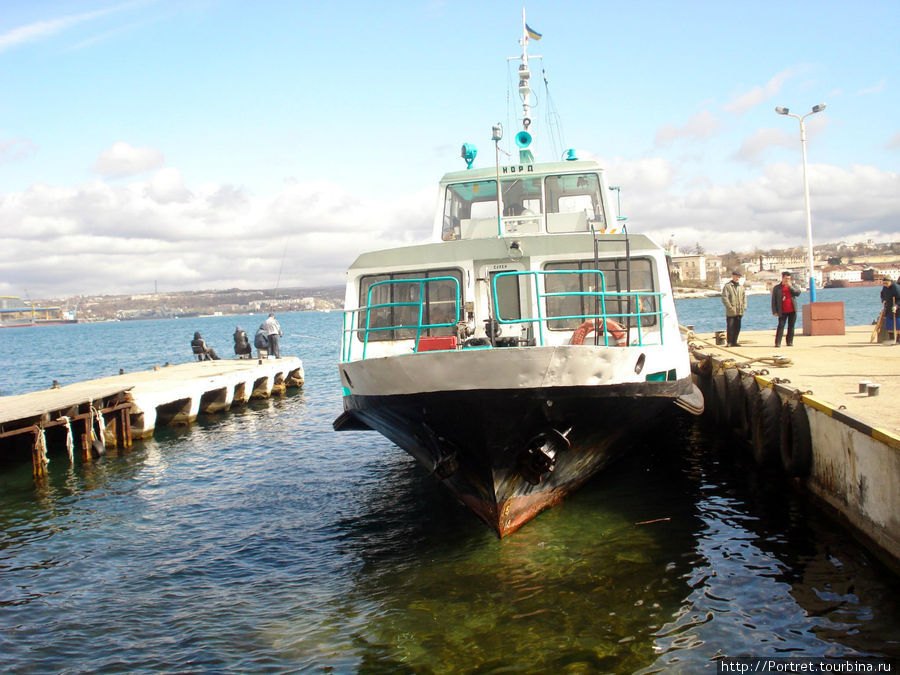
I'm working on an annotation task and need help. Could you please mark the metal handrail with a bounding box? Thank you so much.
[340,270,665,362]
[490,269,664,347]
[342,276,461,361]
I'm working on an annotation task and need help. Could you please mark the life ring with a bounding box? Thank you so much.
[569,319,627,346]
[750,386,782,467]
[780,399,813,477]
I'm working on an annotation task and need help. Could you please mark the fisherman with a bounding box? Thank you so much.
[233,326,252,358]
[190,332,220,360]
[721,270,747,347]
[880,276,900,344]
[254,325,269,359]
[771,271,801,348]
[263,313,283,358]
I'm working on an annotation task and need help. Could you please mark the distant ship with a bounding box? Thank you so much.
[0,296,78,328]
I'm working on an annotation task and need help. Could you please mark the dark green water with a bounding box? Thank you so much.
[1,308,897,672]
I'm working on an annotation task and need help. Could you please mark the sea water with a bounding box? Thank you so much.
[0,291,897,672]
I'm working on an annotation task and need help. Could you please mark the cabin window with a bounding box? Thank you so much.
[500,177,542,235]
[358,269,463,341]
[545,173,606,233]
[543,258,657,330]
[442,180,499,240]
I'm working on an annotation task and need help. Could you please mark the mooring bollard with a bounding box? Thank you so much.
[858,381,871,394]
[867,383,880,397]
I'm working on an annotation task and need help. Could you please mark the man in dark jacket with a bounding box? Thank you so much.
[881,276,900,344]
[771,271,802,347]
[233,326,252,358]
[191,332,220,360]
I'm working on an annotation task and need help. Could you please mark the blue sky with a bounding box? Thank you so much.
[1,0,898,298]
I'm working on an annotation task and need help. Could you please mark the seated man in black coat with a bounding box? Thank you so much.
[191,332,220,360]
[233,326,252,358]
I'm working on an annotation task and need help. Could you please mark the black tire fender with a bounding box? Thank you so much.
[750,386,782,467]
[738,374,759,436]
[780,399,813,477]
[724,368,742,428]
[711,372,728,426]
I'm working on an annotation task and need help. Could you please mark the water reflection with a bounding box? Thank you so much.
[1,339,898,672]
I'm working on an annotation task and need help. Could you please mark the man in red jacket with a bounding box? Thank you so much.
[771,271,801,347]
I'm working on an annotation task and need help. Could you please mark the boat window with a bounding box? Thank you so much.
[545,173,605,233]
[442,180,498,240]
[491,271,522,321]
[358,269,463,341]
[501,177,542,235]
[543,258,657,330]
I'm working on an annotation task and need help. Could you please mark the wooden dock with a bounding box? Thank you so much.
[689,325,900,570]
[0,358,304,477]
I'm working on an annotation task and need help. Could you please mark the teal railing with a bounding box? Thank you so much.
[341,276,461,362]
[490,269,664,347]
[340,270,665,362]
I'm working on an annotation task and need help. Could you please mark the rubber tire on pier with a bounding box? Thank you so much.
[724,368,742,429]
[750,386,782,468]
[711,371,728,426]
[780,399,813,478]
[737,374,759,437]
[694,358,713,411]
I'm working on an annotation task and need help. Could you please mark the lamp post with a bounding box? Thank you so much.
[775,103,826,301]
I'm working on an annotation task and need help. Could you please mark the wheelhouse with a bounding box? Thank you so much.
[436,160,621,242]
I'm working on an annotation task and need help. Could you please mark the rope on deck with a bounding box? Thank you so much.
[685,332,793,368]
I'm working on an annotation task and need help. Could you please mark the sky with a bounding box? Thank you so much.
[1,0,898,299]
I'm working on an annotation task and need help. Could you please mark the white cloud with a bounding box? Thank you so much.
[0,138,37,163]
[654,110,720,147]
[0,160,896,299]
[724,68,800,115]
[0,4,127,53]
[733,128,795,164]
[857,80,885,95]
[96,141,164,177]
[887,132,900,151]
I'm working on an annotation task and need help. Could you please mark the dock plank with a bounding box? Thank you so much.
[0,358,303,425]
[692,325,899,437]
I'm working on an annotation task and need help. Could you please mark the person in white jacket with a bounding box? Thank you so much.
[262,313,283,358]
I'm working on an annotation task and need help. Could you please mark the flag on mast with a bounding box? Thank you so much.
[525,23,542,40]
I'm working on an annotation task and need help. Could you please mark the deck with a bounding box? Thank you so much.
[691,324,899,436]
[0,358,304,476]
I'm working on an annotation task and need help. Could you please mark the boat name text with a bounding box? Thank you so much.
[502,165,534,174]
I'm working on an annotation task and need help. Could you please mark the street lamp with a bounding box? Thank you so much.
[775,103,826,301]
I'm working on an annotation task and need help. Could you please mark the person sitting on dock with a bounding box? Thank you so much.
[233,326,252,358]
[263,313,283,358]
[191,332,220,360]
[254,325,269,358]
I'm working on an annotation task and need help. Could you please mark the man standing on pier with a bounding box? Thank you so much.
[263,313,284,358]
[721,270,747,347]
[880,276,900,344]
[771,271,801,347]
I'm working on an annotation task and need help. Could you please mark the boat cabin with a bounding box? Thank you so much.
[435,160,622,242]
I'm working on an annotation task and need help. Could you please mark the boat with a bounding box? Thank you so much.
[333,14,704,537]
[0,296,78,328]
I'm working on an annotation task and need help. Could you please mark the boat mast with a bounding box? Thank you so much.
[515,9,535,163]
[519,9,531,137]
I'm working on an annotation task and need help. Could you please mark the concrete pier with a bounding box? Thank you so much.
[689,325,900,570]
[0,358,304,475]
